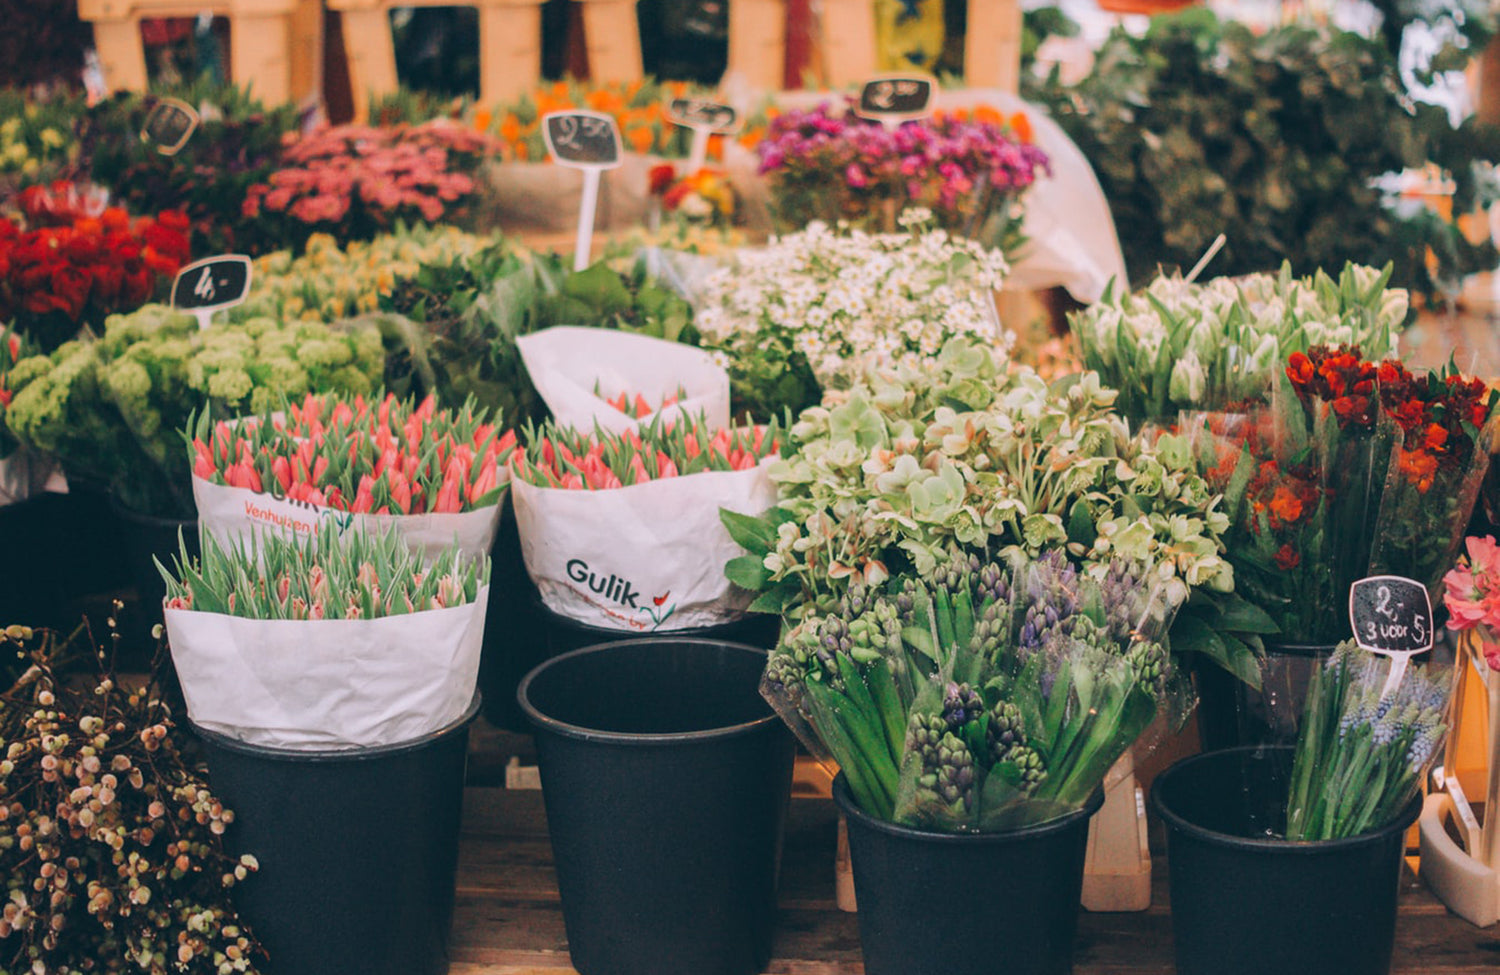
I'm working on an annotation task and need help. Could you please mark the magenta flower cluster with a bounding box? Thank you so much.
[242,120,499,242]
[755,101,1050,223]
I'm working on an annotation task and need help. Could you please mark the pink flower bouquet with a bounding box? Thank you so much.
[242,120,501,248]
[509,413,784,632]
[1443,535,1500,672]
[188,391,515,560]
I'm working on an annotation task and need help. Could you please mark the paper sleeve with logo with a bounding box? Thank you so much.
[512,458,776,631]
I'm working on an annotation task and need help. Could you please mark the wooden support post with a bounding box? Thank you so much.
[575,0,643,82]
[85,13,152,93]
[965,0,1023,92]
[231,10,292,105]
[727,0,787,91]
[479,0,546,104]
[819,0,877,87]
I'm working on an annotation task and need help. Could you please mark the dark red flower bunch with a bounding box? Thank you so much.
[1285,345,1379,428]
[0,205,190,351]
[16,179,111,228]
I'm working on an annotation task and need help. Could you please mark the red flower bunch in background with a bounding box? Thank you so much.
[0,323,26,457]
[242,120,500,248]
[0,202,190,351]
[189,392,516,515]
[15,180,111,228]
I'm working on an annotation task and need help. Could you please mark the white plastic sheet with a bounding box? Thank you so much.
[517,326,731,434]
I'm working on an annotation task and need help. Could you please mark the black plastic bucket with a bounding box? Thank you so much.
[1152,745,1421,975]
[477,497,548,731]
[833,774,1103,975]
[192,694,481,975]
[518,638,795,975]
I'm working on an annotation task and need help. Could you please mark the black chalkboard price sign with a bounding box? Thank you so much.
[1349,575,1434,656]
[171,256,252,327]
[856,75,937,124]
[542,111,623,169]
[665,97,740,135]
[141,97,200,157]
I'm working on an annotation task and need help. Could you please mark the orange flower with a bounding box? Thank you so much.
[473,107,493,132]
[1397,448,1438,493]
[1268,485,1305,524]
[975,105,1004,126]
[626,126,654,154]
[1008,111,1033,143]
[499,114,522,145]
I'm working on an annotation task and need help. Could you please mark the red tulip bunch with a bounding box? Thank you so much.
[0,203,190,351]
[512,414,782,491]
[594,382,686,419]
[189,392,516,515]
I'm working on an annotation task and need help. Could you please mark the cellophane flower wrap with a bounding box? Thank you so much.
[189,391,515,561]
[160,520,490,748]
[516,325,730,435]
[754,101,1048,254]
[0,203,191,352]
[1071,262,1408,429]
[1283,641,1448,840]
[693,214,1013,419]
[1185,345,1498,644]
[4,304,385,517]
[510,412,783,631]
[763,550,1188,830]
[0,323,54,505]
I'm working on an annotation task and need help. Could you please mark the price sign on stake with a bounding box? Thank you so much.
[1348,575,1434,698]
[542,111,624,272]
[141,97,199,156]
[665,97,740,173]
[856,74,937,130]
[171,255,252,331]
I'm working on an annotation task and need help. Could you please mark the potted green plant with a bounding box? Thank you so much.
[1152,643,1446,975]
[159,520,489,974]
[761,549,1182,975]
[1030,9,1500,302]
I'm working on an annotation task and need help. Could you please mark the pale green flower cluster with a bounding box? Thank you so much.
[694,214,1014,390]
[758,337,1233,619]
[1071,262,1408,426]
[233,225,500,324]
[7,304,384,515]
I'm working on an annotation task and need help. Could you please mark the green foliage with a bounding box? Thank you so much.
[1029,10,1500,302]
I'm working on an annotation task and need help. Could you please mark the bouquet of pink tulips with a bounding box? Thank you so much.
[509,412,783,632]
[511,413,781,491]
[595,382,687,420]
[189,391,515,560]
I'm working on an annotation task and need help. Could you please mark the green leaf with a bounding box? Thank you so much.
[1170,612,1264,690]
[719,508,777,554]
[724,554,769,591]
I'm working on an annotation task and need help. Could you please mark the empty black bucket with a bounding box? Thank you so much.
[1152,745,1421,975]
[833,774,1103,975]
[192,694,481,975]
[518,638,795,975]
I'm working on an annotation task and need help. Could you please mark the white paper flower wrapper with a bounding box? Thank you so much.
[517,326,730,435]
[511,461,775,631]
[165,589,488,749]
[192,475,505,562]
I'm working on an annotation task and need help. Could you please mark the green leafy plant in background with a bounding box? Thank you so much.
[1028,10,1500,302]
[76,78,301,254]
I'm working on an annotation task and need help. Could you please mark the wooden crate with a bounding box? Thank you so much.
[326,0,545,119]
[77,0,322,105]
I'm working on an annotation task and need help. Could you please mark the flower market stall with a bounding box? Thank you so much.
[3,3,1500,974]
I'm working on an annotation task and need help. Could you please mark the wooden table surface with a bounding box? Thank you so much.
[446,785,1500,975]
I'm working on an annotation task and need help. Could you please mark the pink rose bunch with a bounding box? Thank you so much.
[188,391,516,515]
[513,414,782,490]
[242,120,500,245]
[1442,534,1500,671]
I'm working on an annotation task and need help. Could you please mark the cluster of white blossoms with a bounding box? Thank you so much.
[695,212,1014,388]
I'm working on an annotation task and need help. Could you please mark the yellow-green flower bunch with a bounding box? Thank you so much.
[6,304,384,517]
[233,225,503,325]
[0,89,82,181]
